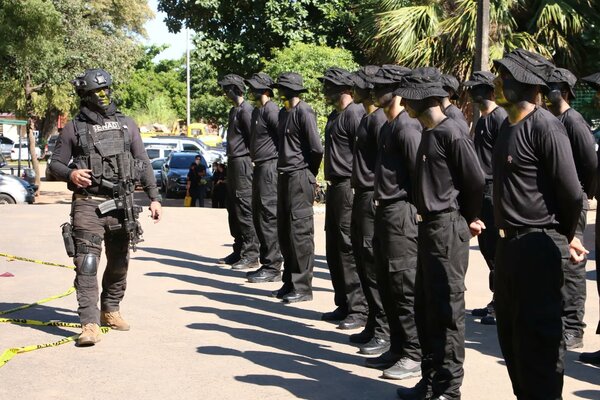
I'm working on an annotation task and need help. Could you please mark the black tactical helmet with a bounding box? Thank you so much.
[72,69,112,95]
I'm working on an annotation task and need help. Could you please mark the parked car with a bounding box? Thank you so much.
[151,158,165,187]
[44,134,59,160]
[144,136,225,166]
[0,136,14,157]
[145,144,176,160]
[0,170,35,204]
[161,152,211,198]
[10,142,42,161]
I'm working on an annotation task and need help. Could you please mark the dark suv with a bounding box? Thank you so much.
[161,152,211,198]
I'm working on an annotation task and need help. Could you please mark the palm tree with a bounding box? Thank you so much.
[361,0,599,80]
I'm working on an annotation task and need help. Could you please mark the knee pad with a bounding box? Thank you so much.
[80,254,99,276]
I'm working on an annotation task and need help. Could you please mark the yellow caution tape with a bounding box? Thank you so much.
[0,252,75,269]
[0,252,110,368]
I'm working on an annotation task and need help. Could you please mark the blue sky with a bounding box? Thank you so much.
[143,0,192,61]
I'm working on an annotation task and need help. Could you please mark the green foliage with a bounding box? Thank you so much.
[262,43,358,136]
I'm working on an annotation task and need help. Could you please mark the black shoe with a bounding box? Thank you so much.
[321,307,347,321]
[480,315,496,325]
[338,315,367,330]
[472,300,494,317]
[246,267,262,278]
[579,350,600,365]
[565,332,583,350]
[364,349,399,369]
[271,283,292,299]
[231,258,260,270]
[247,269,281,283]
[349,329,374,344]
[396,379,432,400]
[360,336,390,356]
[218,252,240,265]
[282,291,313,304]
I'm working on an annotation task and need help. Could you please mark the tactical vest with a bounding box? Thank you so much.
[70,113,137,195]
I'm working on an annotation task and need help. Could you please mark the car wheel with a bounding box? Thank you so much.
[0,194,16,204]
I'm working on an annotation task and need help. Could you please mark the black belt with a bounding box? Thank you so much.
[498,227,553,239]
[416,208,456,222]
[374,198,406,207]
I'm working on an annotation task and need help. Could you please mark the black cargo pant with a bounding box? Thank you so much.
[595,201,600,335]
[226,156,258,260]
[278,168,316,294]
[373,199,420,359]
[72,197,130,325]
[252,159,282,270]
[561,203,587,338]
[325,179,367,317]
[495,228,567,400]
[415,211,471,399]
[351,189,387,338]
[477,181,498,291]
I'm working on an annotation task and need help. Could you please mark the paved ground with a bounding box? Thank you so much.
[0,179,599,399]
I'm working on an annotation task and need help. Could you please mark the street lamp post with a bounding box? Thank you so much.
[473,0,491,124]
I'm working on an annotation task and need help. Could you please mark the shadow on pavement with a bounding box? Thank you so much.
[0,303,78,337]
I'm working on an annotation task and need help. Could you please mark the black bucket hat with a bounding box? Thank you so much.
[493,48,555,87]
[273,72,308,92]
[318,67,355,87]
[245,72,274,91]
[368,65,412,86]
[547,67,577,99]
[351,65,381,90]
[441,74,460,99]
[395,67,449,100]
[582,72,600,91]
[217,74,246,92]
[463,71,497,89]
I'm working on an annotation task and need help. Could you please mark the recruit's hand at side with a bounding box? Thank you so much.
[149,201,162,223]
[569,237,588,264]
[469,219,486,237]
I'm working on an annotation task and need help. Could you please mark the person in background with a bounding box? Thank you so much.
[212,162,227,209]
[186,156,208,207]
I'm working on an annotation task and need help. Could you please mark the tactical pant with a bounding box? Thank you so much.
[373,199,420,359]
[596,201,600,335]
[190,186,206,207]
[325,179,367,317]
[415,211,470,399]
[226,156,258,260]
[278,169,315,294]
[72,197,130,325]
[351,189,386,338]
[477,181,498,291]
[252,159,282,271]
[495,228,567,400]
[561,205,587,338]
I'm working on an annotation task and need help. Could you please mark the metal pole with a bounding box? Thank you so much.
[17,125,22,177]
[186,27,191,131]
[473,0,491,124]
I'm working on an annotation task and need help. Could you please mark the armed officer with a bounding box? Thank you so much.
[50,69,162,346]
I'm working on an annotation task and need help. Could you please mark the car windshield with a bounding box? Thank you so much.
[169,154,203,169]
[151,159,165,169]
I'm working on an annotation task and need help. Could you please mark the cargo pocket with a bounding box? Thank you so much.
[446,278,466,330]
[362,236,374,264]
[389,257,417,299]
[292,207,314,254]
[457,218,472,243]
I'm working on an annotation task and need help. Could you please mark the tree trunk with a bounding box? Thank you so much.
[40,106,60,141]
[24,76,41,194]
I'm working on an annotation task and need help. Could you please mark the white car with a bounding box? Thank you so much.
[10,142,42,161]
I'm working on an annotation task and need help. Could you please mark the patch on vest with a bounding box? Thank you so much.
[91,121,121,133]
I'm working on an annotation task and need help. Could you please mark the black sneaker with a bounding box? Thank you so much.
[271,283,292,299]
[231,258,260,270]
[480,315,496,325]
[321,307,347,321]
[349,329,374,344]
[565,332,583,350]
[218,252,240,265]
[472,300,494,317]
[364,349,399,369]
[247,269,281,283]
[396,378,433,400]
[359,336,390,355]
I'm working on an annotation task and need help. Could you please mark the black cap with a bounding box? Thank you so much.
[368,64,412,86]
[351,66,381,90]
[72,69,112,94]
[217,74,246,92]
[493,48,554,87]
[463,71,497,88]
[548,67,577,99]
[318,67,355,87]
[245,72,275,91]
[582,72,600,90]
[273,72,307,92]
[441,74,460,99]
[395,67,449,100]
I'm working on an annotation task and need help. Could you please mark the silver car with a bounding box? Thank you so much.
[0,171,35,204]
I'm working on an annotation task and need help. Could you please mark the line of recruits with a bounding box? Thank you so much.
[216,47,600,400]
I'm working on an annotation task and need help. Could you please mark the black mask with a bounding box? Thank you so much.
[82,87,113,114]
[469,85,493,104]
[404,98,431,119]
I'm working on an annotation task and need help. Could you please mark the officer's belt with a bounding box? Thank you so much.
[73,193,113,201]
[326,176,350,185]
[416,209,457,223]
[374,198,407,207]
[498,227,553,239]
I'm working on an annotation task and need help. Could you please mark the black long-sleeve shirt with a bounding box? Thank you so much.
[324,102,364,180]
[49,114,159,201]
[493,107,583,241]
[415,117,484,222]
[277,101,324,176]
[473,106,508,180]
[374,110,422,201]
[226,101,253,158]
[444,104,470,136]
[557,108,597,200]
[250,100,279,163]
[352,108,387,190]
